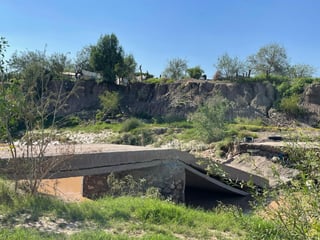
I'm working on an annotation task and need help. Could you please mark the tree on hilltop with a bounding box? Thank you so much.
[187,66,204,79]
[288,64,315,78]
[248,43,289,78]
[215,53,245,80]
[115,54,137,84]
[77,34,137,84]
[162,58,188,81]
[89,34,124,83]
[75,46,93,71]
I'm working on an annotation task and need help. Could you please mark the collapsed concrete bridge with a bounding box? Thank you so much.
[0,144,268,208]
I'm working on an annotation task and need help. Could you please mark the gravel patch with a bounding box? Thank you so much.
[1,213,96,235]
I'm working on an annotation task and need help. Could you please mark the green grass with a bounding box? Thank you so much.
[228,117,267,133]
[63,121,122,133]
[0,228,63,240]
[144,78,174,84]
[0,229,179,240]
[0,179,285,240]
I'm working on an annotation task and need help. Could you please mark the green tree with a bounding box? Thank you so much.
[189,94,232,143]
[90,34,124,83]
[10,50,71,77]
[187,66,204,79]
[0,36,9,74]
[115,54,137,83]
[75,45,93,71]
[49,52,74,76]
[9,50,72,100]
[162,58,188,80]
[215,53,244,79]
[247,43,289,78]
[288,64,315,78]
[1,44,77,195]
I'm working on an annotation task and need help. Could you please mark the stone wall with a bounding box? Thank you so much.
[83,160,186,202]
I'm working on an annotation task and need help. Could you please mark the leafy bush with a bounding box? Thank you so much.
[56,115,81,128]
[0,179,16,207]
[251,74,290,84]
[188,94,233,143]
[277,77,315,98]
[113,128,154,146]
[105,173,162,201]
[213,138,234,158]
[120,118,143,132]
[106,173,147,197]
[278,94,305,117]
[99,90,121,118]
[255,143,320,239]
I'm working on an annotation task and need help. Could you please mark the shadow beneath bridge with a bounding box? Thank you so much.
[185,187,253,211]
[184,168,253,211]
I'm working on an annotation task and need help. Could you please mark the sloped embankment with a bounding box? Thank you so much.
[123,80,277,119]
[48,79,320,125]
[61,79,277,120]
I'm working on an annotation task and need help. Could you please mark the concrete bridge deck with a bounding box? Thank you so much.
[0,144,268,205]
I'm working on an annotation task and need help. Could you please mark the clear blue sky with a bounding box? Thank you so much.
[2,0,320,77]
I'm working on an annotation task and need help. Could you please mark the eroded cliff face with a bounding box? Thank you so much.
[122,80,277,119]
[301,83,320,125]
[61,79,278,120]
[59,80,320,125]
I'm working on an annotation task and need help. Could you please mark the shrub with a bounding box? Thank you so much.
[0,179,16,207]
[105,173,162,199]
[106,173,147,197]
[120,118,143,132]
[278,94,305,117]
[277,77,318,98]
[56,115,81,128]
[113,128,153,146]
[99,90,121,118]
[252,143,320,239]
[214,138,234,158]
[189,94,233,143]
[251,74,290,84]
